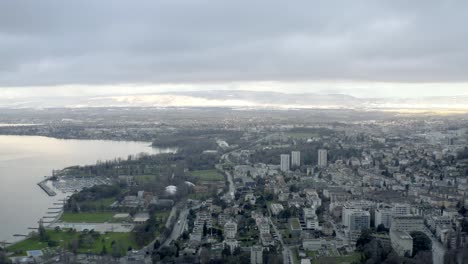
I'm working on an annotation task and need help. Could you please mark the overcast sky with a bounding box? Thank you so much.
[1,0,468,98]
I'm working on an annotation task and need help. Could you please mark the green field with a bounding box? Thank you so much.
[8,230,139,256]
[190,169,224,181]
[312,253,361,264]
[286,132,320,139]
[85,198,116,208]
[60,212,115,223]
[134,174,158,185]
[154,211,170,223]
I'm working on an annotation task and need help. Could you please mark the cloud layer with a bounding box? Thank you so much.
[1,0,467,89]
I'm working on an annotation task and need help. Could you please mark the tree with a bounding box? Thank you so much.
[203,221,208,237]
[377,224,389,233]
[410,231,432,257]
[0,248,11,264]
[356,229,373,250]
[38,221,50,242]
[101,245,108,255]
[222,245,231,257]
[153,240,161,249]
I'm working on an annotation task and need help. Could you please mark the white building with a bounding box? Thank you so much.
[318,149,328,167]
[375,208,393,229]
[392,203,411,216]
[341,200,374,227]
[291,151,301,167]
[257,217,270,234]
[224,220,237,239]
[343,209,370,240]
[280,154,291,172]
[303,208,320,230]
[391,215,424,233]
[251,246,263,264]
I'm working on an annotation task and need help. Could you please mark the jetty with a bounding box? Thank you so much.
[37,179,56,196]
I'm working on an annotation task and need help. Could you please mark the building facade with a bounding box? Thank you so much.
[281,154,291,172]
[291,151,301,167]
[318,149,328,167]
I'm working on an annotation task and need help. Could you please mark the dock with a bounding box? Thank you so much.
[37,180,56,196]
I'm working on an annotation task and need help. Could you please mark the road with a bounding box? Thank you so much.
[329,220,349,246]
[269,217,294,264]
[224,169,235,200]
[219,134,273,201]
[163,207,189,246]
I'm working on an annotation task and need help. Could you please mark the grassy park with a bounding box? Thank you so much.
[60,212,116,223]
[8,230,138,256]
[190,169,224,181]
[311,253,361,264]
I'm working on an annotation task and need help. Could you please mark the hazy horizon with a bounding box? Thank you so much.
[1,1,468,101]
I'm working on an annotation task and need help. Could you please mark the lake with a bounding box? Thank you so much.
[0,135,175,243]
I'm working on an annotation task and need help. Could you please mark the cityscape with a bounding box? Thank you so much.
[1,1,468,264]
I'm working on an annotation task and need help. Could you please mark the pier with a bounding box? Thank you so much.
[37,179,56,196]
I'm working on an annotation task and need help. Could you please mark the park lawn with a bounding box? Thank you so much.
[8,230,139,256]
[312,253,361,264]
[190,169,224,181]
[77,232,139,255]
[286,132,319,139]
[60,212,115,223]
[307,250,317,258]
[134,174,158,185]
[155,211,170,223]
[85,197,116,208]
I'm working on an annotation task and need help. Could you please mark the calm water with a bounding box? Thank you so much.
[0,135,174,243]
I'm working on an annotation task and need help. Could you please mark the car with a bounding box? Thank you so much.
[177,220,181,224]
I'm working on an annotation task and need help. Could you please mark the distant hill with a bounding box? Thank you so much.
[1,90,468,111]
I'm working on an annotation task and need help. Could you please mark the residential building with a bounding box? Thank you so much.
[303,208,320,230]
[375,208,393,229]
[251,246,263,264]
[291,151,301,167]
[318,149,328,167]
[224,220,237,239]
[281,154,290,172]
[391,215,424,233]
[392,203,411,216]
[343,209,370,240]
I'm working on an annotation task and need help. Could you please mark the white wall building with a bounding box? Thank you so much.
[303,208,320,230]
[343,209,370,240]
[375,208,393,229]
[251,246,263,264]
[291,151,301,167]
[280,154,290,172]
[392,203,411,216]
[318,149,328,167]
[391,215,424,233]
[224,220,238,239]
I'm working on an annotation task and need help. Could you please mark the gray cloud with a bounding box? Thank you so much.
[0,0,468,87]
